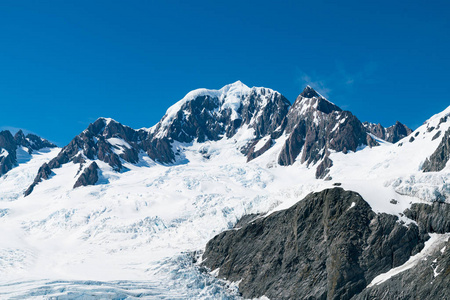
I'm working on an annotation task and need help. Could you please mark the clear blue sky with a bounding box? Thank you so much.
[0,0,449,145]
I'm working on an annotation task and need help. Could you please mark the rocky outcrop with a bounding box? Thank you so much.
[245,137,273,162]
[13,130,56,154]
[356,201,450,299]
[278,87,378,178]
[0,130,18,176]
[202,188,426,300]
[364,121,412,143]
[404,202,450,233]
[24,163,53,196]
[25,118,141,195]
[355,239,450,300]
[73,162,99,188]
[0,129,56,177]
[422,128,450,172]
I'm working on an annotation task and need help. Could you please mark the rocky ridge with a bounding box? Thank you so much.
[422,127,450,172]
[278,87,378,179]
[24,82,408,195]
[364,121,412,143]
[0,129,56,177]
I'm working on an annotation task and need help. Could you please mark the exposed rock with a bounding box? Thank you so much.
[0,130,17,176]
[24,163,53,196]
[356,202,450,299]
[355,240,450,300]
[404,202,450,233]
[246,137,273,162]
[151,82,290,159]
[316,155,333,179]
[432,130,441,141]
[363,121,412,143]
[14,130,56,153]
[143,137,175,164]
[202,188,425,300]
[278,87,376,178]
[422,128,450,172]
[73,162,99,188]
[277,120,307,166]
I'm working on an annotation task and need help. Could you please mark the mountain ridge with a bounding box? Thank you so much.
[22,82,418,196]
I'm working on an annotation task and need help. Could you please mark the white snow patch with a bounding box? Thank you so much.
[254,136,270,152]
[0,149,8,158]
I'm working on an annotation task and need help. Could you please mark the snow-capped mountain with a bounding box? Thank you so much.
[24,83,383,196]
[0,129,56,177]
[0,81,449,299]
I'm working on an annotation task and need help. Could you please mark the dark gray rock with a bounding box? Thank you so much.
[25,118,139,195]
[355,239,450,300]
[245,137,273,162]
[363,121,412,143]
[316,155,333,179]
[422,128,450,172]
[14,130,56,153]
[432,130,442,141]
[277,120,307,166]
[143,137,175,164]
[202,188,425,300]
[404,202,450,233]
[73,162,99,188]
[356,202,450,299]
[278,87,377,178]
[24,163,53,196]
[0,130,17,176]
[150,85,290,161]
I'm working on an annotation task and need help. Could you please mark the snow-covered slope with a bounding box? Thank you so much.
[0,82,449,298]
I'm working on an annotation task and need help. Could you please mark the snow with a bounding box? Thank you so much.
[253,136,270,152]
[367,233,450,287]
[107,137,132,155]
[0,148,8,158]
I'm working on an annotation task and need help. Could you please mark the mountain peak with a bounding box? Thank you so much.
[300,85,321,98]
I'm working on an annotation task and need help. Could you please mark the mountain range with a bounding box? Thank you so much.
[0,81,449,299]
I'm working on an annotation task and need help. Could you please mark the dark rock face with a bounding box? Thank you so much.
[14,130,56,153]
[73,162,99,188]
[0,129,56,177]
[25,118,144,195]
[150,84,291,157]
[316,155,333,179]
[363,121,412,143]
[404,202,450,233]
[356,201,450,299]
[278,88,377,178]
[246,137,273,162]
[24,163,53,196]
[356,239,450,300]
[202,188,425,300]
[0,130,18,176]
[422,128,450,172]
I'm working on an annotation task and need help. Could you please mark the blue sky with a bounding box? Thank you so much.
[0,0,449,145]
